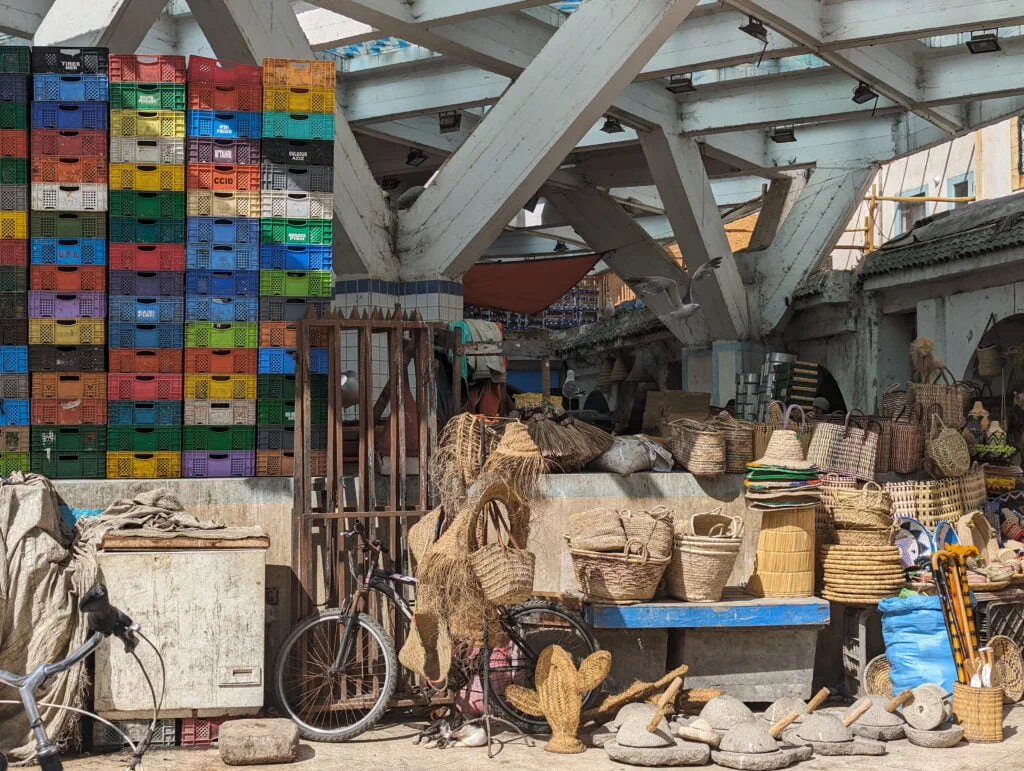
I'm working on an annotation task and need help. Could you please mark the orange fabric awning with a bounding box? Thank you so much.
[463,255,601,315]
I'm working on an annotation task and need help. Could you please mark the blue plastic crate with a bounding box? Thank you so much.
[0,74,29,103]
[107,323,184,349]
[258,347,327,375]
[185,296,258,322]
[30,101,108,130]
[185,243,258,271]
[0,346,27,373]
[186,110,261,139]
[0,399,29,425]
[109,296,185,324]
[259,244,333,271]
[32,74,108,102]
[30,238,106,266]
[186,217,260,245]
[185,270,259,297]
[107,400,183,426]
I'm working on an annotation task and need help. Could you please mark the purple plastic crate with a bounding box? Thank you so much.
[28,290,106,318]
[186,137,260,165]
[108,270,185,296]
[182,450,254,478]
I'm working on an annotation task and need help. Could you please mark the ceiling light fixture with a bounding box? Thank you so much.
[380,175,401,190]
[738,16,768,45]
[665,73,696,94]
[405,147,428,167]
[852,81,878,104]
[966,30,1000,54]
[600,116,625,134]
[438,110,461,133]
[770,126,796,144]
[553,241,569,253]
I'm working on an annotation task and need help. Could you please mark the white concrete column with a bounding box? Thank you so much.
[399,0,700,280]
[32,0,168,51]
[746,172,808,251]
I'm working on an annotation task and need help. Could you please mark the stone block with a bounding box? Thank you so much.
[219,719,299,766]
[596,628,668,695]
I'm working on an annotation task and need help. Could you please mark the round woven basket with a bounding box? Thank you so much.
[989,634,1024,704]
[666,534,742,602]
[833,528,894,546]
[747,505,815,598]
[978,344,1005,379]
[568,538,669,604]
[863,655,893,698]
[953,683,1004,742]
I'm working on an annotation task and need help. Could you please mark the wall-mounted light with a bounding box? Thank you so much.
[966,30,1000,54]
[380,175,401,190]
[769,126,796,143]
[852,81,878,104]
[739,16,768,45]
[405,147,428,167]
[553,241,569,253]
[438,110,461,133]
[600,116,625,134]
[665,73,696,94]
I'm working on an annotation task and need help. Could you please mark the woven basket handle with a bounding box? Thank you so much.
[730,515,745,538]
[645,505,673,522]
[623,538,650,562]
[782,404,807,432]
[981,312,1000,347]
[884,382,906,395]
[486,501,521,550]
[928,366,955,385]
[843,409,867,436]
[765,400,786,428]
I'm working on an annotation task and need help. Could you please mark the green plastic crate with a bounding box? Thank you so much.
[108,217,186,244]
[259,218,333,246]
[31,451,105,479]
[258,270,332,298]
[30,212,107,239]
[0,103,26,129]
[0,158,27,185]
[109,82,186,111]
[106,425,182,452]
[32,425,107,452]
[0,452,29,475]
[182,425,255,451]
[0,47,30,74]
[256,373,327,401]
[185,322,258,349]
[0,266,27,293]
[108,191,186,219]
[257,399,327,426]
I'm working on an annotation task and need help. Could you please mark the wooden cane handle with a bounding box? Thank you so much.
[768,710,800,738]
[806,687,829,713]
[842,700,872,727]
[886,690,913,712]
[677,727,721,748]
[646,676,684,732]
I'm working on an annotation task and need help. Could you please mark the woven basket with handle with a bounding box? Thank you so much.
[620,506,673,559]
[713,413,755,473]
[668,418,725,477]
[666,510,743,602]
[908,367,969,427]
[469,506,536,605]
[925,411,970,479]
[567,538,669,604]
[881,383,910,419]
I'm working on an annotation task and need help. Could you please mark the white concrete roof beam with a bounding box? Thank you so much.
[32,0,166,50]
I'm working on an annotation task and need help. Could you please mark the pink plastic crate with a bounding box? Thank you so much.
[180,717,227,747]
[107,374,183,401]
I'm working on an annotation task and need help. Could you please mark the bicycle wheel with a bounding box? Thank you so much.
[274,609,398,742]
[487,599,600,733]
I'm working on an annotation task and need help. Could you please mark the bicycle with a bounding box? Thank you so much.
[274,520,599,742]
[0,584,163,771]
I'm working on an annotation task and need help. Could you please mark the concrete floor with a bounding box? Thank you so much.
[61,706,1024,770]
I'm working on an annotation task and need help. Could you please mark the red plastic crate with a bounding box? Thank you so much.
[187,83,261,112]
[107,373,183,401]
[186,164,260,191]
[109,54,185,83]
[31,129,108,158]
[30,398,106,425]
[0,129,27,158]
[29,265,105,292]
[31,372,105,399]
[184,348,257,374]
[107,348,182,374]
[0,240,26,266]
[108,244,185,272]
[186,56,261,86]
[256,449,327,477]
[31,156,107,184]
[180,718,227,748]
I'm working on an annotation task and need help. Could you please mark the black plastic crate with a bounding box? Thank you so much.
[28,345,105,372]
[261,138,333,166]
[31,47,109,75]
[258,297,331,322]
[257,424,326,450]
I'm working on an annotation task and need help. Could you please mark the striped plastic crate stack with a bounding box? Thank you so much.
[183,56,262,478]
[106,55,188,480]
[29,47,109,478]
[0,47,31,471]
[258,59,334,477]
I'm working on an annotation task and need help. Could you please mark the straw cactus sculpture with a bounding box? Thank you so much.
[505,644,612,753]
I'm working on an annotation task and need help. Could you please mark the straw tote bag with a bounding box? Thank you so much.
[909,367,969,428]
[469,507,536,605]
[808,410,881,481]
[889,404,924,474]
[881,383,910,419]
[977,313,1004,379]
[925,411,971,480]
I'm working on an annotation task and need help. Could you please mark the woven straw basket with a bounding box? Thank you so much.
[568,537,669,604]
[666,510,743,602]
[747,505,815,598]
[713,414,755,473]
[926,412,971,479]
[953,683,1004,742]
[668,418,726,477]
[620,507,673,559]
[470,543,536,605]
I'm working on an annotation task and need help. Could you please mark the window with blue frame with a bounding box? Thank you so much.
[947,172,974,209]
[896,186,928,234]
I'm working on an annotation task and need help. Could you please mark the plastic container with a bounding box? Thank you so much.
[30,265,104,292]
[183,399,255,426]
[0,294,25,318]
[184,321,257,348]
[182,450,254,478]
[0,211,26,239]
[182,425,255,451]
[186,217,260,245]
[0,452,29,474]
[107,348,182,374]
[90,719,176,750]
[185,243,258,271]
[186,163,260,191]
[108,244,184,272]
[185,269,259,297]
[258,347,328,375]
[259,217,333,245]
[261,138,332,166]
[0,128,26,157]
[261,112,334,140]
[108,296,184,324]
[108,217,185,245]
[31,372,105,399]
[28,318,104,345]
[109,136,184,166]
[185,296,258,322]
[30,102,108,130]
[31,47,108,76]
[0,239,25,266]
[186,110,261,139]
[108,163,185,191]
[108,270,184,297]
[186,57,261,86]
[0,74,28,103]
[0,47,30,74]
[256,373,328,401]
[109,54,186,83]
[259,244,332,271]
[258,297,330,322]
[0,266,27,293]
[29,345,105,372]
[106,426,181,452]
[107,400,183,426]
[186,137,260,165]
[179,718,226,748]
[107,374,183,401]
[31,212,106,239]
[31,128,107,158]
[186,190,260,218]
[263,86,333,113]
[28,290,106,318]
[260,163,333,193]
[30,398,105,425]
[107,322,184,349]
[188,83,261,112]
[0,372,27,398]
[259,270,332,297]
[257,399,327,426]
[32,74,108,102]
[109,82,185,110]
[30,238,105,265]
[0,157,26,184]
[1,426,32,453]
[31,183,107,212]
[262,59,335,89]
[0,103,27,129]
[256,449,327,477]
[30,156,104,184]
[258,424,326,450]
[32,425,105,452]
[184,373,256,400]
[109,109,185,138]
[0,398,28,425]
[106,451,182,479]
[32,450,104,478]
[259,191,332,220]
[108,190,185,219]
[184,348,257,375]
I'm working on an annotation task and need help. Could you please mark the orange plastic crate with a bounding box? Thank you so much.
[29,265,105,292]
[31,156,107,184]
[0,129,27,158]
[186,164,260,192]
[256,449,326,477]
[31,372,106,400]
[257,321,328,349]
[108,348,182,374]
[187,83,261,112]
[261,59,334,89]
[184,348,257,374]
[30,398,106,425]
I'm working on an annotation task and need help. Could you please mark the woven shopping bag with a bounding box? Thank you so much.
[925,411,971,480]
[469,508,536,605]
[808,410,880,481]
[889,404,924,474]
[881,383,910,419]
[909,367,969,428]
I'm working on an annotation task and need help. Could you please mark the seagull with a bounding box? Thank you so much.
[663,257,724,320]
[625,275,682,306]
[600,297,616,318]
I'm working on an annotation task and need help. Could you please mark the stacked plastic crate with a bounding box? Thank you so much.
[0,47,31,473]
[106,55,187,480]
[28,47,109,480]
[257,59,335,478]
[183,57,262,478]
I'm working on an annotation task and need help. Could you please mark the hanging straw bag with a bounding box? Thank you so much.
[881,383,910,419]
[925,410,971,479]
[753,401,785,461]
[808,410,881,481]
[977,313,1004,379]
[909,367,969,428]
[469,508,536,605]
[889,404,924,474]
[668,418,726,477]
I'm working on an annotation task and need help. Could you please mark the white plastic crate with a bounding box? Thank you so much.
[31,183,108,212]
[183,399,256,425]
[109,136,185,165]
[91,718,176,749]
[259,190,333,220]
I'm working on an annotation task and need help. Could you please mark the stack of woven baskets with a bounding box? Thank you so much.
[666,509,744,602]
[831,483,895,547]
[565,507,672,604]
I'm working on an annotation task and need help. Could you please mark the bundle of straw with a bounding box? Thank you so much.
[528,416,579,471]
[429,413,499,511]
[563,418,614,466]
[483,421,546,501]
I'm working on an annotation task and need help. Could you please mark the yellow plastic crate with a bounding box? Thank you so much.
[263,86,334,114]
[186,190,260,218]
[0,211,27,239]
[110,109,186,138]
[108,163,185,192]
[29,318,105,345]
[184,374,257,400]
[106,451,181,479]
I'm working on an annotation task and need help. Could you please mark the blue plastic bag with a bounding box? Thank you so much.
[879,595,957,695]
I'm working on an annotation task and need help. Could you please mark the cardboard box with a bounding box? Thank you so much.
[643,390,710,435]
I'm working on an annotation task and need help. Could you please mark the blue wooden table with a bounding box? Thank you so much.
[584,592,830,630]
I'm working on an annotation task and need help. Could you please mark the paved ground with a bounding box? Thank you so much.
[62,706,1024,770]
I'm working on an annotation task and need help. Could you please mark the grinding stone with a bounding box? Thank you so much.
[616,714,674,749]
[719,722,779,755]
[711,746,812,770]
[589,725,616,748]
[762,697,807,724]
[612,702,660,729]
[605,739,711,766]
[700,695,756,730]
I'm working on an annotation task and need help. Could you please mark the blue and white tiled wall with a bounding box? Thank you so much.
[332,277,464,323]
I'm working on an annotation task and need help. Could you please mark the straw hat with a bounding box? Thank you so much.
[755,429,815,470]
